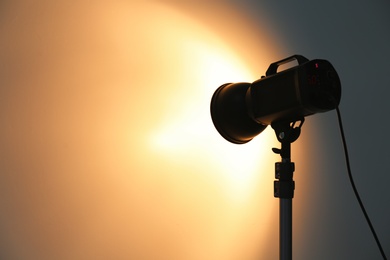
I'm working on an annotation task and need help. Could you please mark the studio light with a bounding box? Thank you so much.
[210,55,341,260]
[210,55,341,144]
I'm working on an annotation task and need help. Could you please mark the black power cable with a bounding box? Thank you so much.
[336,107,387,260]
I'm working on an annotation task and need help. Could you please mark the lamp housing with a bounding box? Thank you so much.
[210,55,341,144]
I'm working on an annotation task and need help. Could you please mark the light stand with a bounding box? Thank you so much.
[271,119,304,260]
[209,55,341,259]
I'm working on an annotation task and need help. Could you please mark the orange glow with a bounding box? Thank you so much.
[0,1,281,259]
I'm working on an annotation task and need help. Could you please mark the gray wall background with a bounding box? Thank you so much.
[0,1,389,259]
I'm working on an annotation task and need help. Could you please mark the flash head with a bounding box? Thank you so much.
[210,55,341,144]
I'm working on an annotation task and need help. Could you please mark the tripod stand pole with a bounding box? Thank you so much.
[272,119,303,260]
[280,198,292,260]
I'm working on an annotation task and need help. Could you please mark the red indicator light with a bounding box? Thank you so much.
[315,63,319,69]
